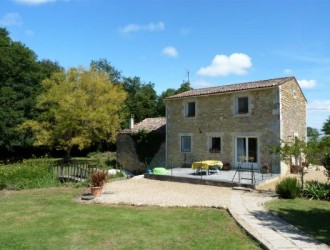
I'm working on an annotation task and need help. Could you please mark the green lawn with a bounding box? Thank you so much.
[0,188,260,250]
[265,198,330,246]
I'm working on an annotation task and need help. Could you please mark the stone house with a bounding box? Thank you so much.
[117,117,166,173]
[164,76,307,175]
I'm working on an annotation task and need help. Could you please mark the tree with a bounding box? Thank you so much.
[322,116,330,135]
[0,28,61,153]
[19,67,127,156]
[90,58,122,84]
[122,77,158,123]
[307,127,320,139]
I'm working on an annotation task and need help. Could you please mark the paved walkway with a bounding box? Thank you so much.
[229,190,329,250]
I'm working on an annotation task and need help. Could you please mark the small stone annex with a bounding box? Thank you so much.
[116,117,166,173]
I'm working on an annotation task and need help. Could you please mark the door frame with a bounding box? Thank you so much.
[235,136,259,169]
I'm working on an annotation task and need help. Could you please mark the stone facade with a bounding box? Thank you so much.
[165,77,306,175]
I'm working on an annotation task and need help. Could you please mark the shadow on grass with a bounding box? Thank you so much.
[251,208,330,246]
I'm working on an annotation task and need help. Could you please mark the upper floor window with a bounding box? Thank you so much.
[236,97,249,115]
[187,102,196,117]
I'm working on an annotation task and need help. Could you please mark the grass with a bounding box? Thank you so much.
[0,188,260,250]
[265,198,330,245]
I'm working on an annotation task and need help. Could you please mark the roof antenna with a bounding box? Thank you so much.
[185,69,190,83]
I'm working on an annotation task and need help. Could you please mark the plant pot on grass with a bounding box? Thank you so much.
[90,170,109,197]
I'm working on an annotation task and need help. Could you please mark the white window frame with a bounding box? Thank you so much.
[179,133,193,152]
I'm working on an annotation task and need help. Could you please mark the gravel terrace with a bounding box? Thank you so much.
[96,177,233,208]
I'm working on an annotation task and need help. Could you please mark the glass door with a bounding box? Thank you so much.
[236,137,258,168]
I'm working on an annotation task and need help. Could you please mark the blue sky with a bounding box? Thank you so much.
[1,0,330,131]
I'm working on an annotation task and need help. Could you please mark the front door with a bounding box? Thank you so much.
[236,137,258,168]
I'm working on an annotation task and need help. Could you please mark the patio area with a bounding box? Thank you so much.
[145,167,280,189]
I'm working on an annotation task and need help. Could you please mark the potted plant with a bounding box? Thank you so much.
[222,161,231,171]
[261,162,270,174]
[90,170,109,197]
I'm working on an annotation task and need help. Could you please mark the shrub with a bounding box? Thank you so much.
[0,159,61,190]
[302,181,330,201]
[275,177,301,199]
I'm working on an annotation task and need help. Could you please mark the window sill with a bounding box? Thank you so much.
[209,149,221,153]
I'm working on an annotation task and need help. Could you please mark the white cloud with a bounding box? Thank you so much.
[284,68,292,74]
[13,0,56,4]
[120,22,164,34]
[197,53,252,77]
[308,100,330,112]
[0,12,22,26]
[162,46,178,57]
[298,79,317,89]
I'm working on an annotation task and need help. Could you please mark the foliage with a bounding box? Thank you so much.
[131,129,165,163]
[122,77,159,124]
[0,28,62,153]
[87,151,118,169]
[302,181,330,201]
[0,188,260,250]
[275,177,301,199]
[322,116,330,135]
[307,127,320,139]
[266,198,330,245]
[19,67,127,156]
[90,58,122,84]
[0,159,60,190]
[90,170,109,187]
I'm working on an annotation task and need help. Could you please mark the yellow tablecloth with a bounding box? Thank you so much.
[191,160,223,170]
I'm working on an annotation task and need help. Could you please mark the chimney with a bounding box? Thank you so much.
[129,114,134,129]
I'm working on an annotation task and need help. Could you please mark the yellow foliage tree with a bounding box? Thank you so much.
[20,67,127,156]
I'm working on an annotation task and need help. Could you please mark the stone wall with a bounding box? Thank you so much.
[116,133,166,173]
[279,79,307,174]
[166,87,281,171]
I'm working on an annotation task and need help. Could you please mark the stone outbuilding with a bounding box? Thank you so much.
[164,76,307,175]
[117,117,166,173]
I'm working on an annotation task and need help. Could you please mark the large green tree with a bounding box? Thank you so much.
[307,127,320,139]
[19,67,127,156]
[90,58,122,84]
[0,28,62,152]
[122,77,158,123]
[322,116,330,135]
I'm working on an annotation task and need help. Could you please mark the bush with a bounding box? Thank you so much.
[275,177,301,199]
[302,181,330,201]
[0,159,61,190]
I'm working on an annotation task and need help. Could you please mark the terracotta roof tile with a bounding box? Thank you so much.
[120,117,166,134]
[166,76,295,99]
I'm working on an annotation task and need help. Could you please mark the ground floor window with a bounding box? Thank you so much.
[209,137,221,153]
[181,136,192,152]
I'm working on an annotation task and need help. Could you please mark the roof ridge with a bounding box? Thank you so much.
[166,76,295,100]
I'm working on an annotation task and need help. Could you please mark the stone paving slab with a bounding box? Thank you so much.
[229,191,330,250]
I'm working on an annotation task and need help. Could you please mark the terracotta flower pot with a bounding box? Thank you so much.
[90,186,103,197]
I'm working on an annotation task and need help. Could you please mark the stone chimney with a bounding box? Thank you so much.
[129,114,134,129]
